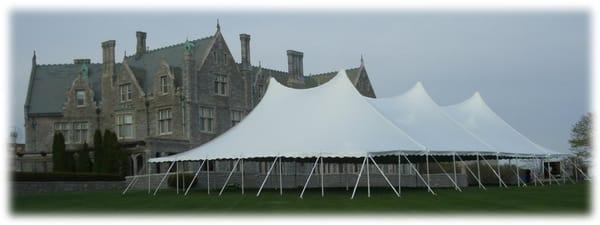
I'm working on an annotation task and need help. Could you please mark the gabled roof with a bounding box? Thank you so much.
[249,64,363,89]
[26,63,121,115]
[124,35,215,93]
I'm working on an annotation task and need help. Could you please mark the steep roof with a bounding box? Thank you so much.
[124,35,215,93]
[26,63,121,115]
[250,65,363,88]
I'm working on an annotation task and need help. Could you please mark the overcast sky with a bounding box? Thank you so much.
[10,11,588,152]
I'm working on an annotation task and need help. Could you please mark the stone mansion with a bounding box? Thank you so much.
[23,22,377,175]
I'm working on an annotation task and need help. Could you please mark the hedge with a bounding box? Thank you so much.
[13,172,125,182]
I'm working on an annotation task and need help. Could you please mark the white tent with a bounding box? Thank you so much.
[149,70,425,163]
[442,92,566,157]
[367,82,497,156]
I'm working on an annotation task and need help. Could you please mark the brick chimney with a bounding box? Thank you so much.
[240,33,251,67]
[136,31,147,57]
[287,50,304,84]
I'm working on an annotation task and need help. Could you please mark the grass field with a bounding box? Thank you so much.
[12,182,590,214]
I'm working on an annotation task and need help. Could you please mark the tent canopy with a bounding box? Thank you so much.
[367,82,496,155]
[149,71,425,163]
[442,92,566,157]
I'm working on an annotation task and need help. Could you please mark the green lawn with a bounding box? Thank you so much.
[12,182,590,214]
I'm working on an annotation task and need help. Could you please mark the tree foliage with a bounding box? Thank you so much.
[77,142,92,172]
[569,113,592,150]
[93,129,104,173]
[52,132,66,172]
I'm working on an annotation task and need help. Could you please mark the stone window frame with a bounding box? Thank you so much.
[157,108,173,135]
[159,75,169,95]
[257,83,265,99]
[229,109,245,127]
[71,121,89,144]
[199,106,216,134]
[53,122,71,144]
[75,89,86,107]
[119,83,133,102]
[213,73,229,96]
[116,113,134,139]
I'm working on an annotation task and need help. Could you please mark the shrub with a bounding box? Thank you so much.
[13,172,124,182]
[167,173,197,189]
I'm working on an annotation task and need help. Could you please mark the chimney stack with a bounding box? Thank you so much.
[287,50,304,82]
[136,31,147,57]
[101,40,115,75]
[240,34,251,67]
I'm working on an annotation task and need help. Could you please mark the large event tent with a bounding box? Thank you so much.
[137,70,576,197]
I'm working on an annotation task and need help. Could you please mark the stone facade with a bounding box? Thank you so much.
[23,23,379,178]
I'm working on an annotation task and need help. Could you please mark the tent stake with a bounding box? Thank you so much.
[456,154,486,190]
[402,153,436,195]
[153,161,175,196]
[350,157,367,199]
[257,157,279,197]
[368,156,400,197]
[479,153,508,188]
[431,155,461,192]
[300,157,320,199]
[184,160,206,196]
[219,158,241,196]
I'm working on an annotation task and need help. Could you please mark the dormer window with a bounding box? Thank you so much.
[160,76,169,94]
[119,83,132,102]
[76,90,86,106]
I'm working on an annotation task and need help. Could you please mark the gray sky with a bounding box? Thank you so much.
[10,11,589,152]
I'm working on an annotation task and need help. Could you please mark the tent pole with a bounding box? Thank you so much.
[535,158,544,186]
[426,151,430,190]
[320,157,324,197]
[207,159,211,195]
[560,160,575,184]
[456,154,486,190]
[398,155,402,197]
[148,160,151,194]
[350,157,367,199]
[476,154,482,189]
[300,157,320,199]
[153,161,175,196]
[241,159,245,195]
[366,154,370,198]
[279,157,283,196]
[402,153,436,195]
[257,157,279,197]
[480,153,508,188]
[184,160,206,196]
[547,156,561,186]
[496,153,501,188]
[513,158,519,187]
[219,158,241,196]
[176,162,179,194]
[571,157,590,181]
[561,159,566,184]
[431,155,461,192]
[368,156,400,197]
[453,153,458,191]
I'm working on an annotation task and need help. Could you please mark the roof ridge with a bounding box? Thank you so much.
[305,66,361,77]
[138,35,215,55]
[253,65,288,75]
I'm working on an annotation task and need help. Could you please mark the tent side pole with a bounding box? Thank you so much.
[456,154,486,190]
[514,158,520,187]
[320,157,324,197]
[368,156,400,197]
[207,159,211,195]
[402,153,436,195]
[426,151,430,189]
[476,154,482,189]
[453,154,458,190]
[219,158,241,196]
[480,153,508,188]
[431,155,461,192]
[241,159,245,195]
[300,157,320,199]
[350,157,367,199]
[571,157,590,180]
[184,160,206,196]
[256,157,279,197]
[176,162,179,194]
[496,153,501,188]
[561,160,566,184]
[398,155,402,197]
[122,163,145,195]
[153,161,175,196]
[147,160,151,194]
[547,156,561,185]
[366,154,370,198]
[279,157,283,196]
[560,160,576,184]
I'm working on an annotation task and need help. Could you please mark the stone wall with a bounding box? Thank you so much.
[13,181,125,195]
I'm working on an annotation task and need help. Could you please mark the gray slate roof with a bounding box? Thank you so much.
[26,63,122,115]
[124,36,215,93]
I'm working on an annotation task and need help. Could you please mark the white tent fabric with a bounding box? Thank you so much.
[149,71,425,163]
[442,92,567,157]
[367,82,497,156]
